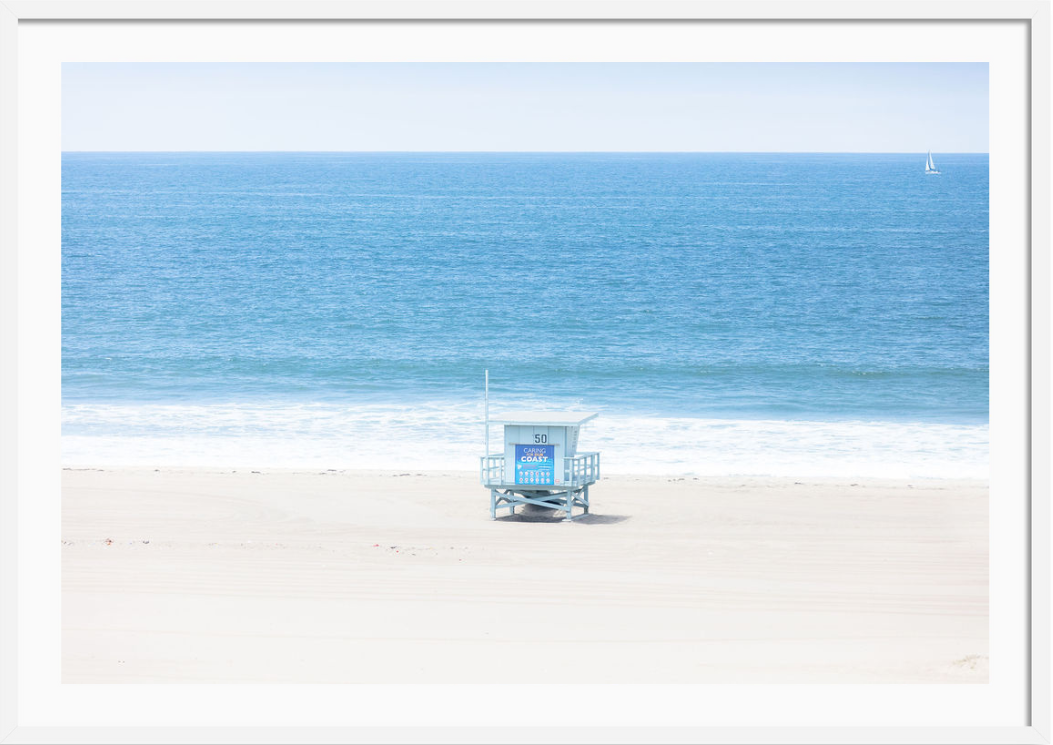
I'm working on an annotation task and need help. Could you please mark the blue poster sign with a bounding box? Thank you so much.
[515,444,554,485]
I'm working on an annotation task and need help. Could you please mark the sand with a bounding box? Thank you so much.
[61,468,988,683]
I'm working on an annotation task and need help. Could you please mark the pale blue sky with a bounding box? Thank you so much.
[62,62,988,152]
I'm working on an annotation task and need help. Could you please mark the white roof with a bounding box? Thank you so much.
[491,411,598,427]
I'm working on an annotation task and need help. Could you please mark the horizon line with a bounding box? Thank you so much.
[62,149,991,155]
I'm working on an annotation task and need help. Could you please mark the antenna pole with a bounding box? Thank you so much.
[484,369,490,456]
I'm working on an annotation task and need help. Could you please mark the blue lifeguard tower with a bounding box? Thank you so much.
[479,374,600,521]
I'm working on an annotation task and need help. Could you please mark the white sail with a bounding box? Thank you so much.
[926,151,934,171]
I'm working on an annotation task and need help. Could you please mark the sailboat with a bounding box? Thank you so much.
[925,150,940,175]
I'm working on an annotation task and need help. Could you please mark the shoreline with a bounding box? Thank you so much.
[61,407,990,480]
[63,468,989,683]
[61,464,990,482]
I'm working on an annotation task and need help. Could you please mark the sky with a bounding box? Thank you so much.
[62,62,988,153]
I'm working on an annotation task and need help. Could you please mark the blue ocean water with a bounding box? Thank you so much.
[62,152,989,476]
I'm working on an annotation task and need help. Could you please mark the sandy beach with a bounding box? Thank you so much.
[62,468,988,683]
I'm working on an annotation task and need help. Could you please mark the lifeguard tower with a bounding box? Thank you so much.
[479,375,600,521]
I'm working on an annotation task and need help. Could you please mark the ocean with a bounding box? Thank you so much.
[62,152,989,477]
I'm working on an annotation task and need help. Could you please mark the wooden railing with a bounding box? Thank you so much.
[480,452,600,488]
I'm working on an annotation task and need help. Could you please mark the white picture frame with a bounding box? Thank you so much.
[0,2,1049,743]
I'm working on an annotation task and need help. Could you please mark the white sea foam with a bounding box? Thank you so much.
[62,401,989,479]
